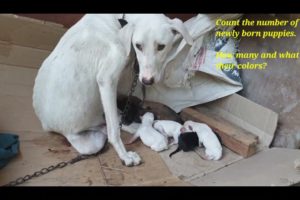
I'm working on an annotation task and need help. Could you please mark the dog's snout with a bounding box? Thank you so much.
[142,77,154,85]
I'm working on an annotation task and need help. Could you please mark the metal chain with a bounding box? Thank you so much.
[119,58,140,128]
[118,13,141,128]
[2,153,98,187]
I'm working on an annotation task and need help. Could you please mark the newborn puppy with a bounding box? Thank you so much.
[183,120,222,161]
[117,95,182,125]
[142,101,183,124]
[126,112,168,152]
[169,131,199,158]
[117,95,143,125]
[153,120,183,145]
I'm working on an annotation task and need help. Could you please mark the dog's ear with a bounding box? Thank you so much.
[169,18,193,46]
[180,127,186,133]
[119,23,134,57]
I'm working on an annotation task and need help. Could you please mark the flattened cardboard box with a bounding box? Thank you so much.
[1,14,300,186]
[159,94,300,186]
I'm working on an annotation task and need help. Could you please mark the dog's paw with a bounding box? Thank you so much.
[121,151,142,166]
[128,151,142,165]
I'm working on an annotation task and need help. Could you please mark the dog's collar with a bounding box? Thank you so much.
[118,14,128,28]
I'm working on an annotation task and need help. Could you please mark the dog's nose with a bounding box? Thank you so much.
[142,77,154,85]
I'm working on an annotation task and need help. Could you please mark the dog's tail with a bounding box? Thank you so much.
[169,146,181,158]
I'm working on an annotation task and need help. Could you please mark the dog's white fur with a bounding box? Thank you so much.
[183,121,222,160]
[153,120,182,145]
[127,113,168,152]
[32,14,192,166]
[125,14,193,84]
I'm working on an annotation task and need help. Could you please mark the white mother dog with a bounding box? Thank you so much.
[33,14,193,166]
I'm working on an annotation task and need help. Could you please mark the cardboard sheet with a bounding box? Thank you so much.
[1,14,300,186]
[0,63,186,186]
[0,14,65,51]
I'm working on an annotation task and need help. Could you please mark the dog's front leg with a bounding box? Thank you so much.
[98,78,142,166]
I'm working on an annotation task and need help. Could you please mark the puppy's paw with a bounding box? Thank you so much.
[169,142,177,146]
[205,154,215,160]
[205,149,222,161]
[169,139,178,146]
[151,144,168,152]
[121,151,142,166]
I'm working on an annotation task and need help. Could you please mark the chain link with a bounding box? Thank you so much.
[2,153,98,187]
[119,58,140,128]
[118,13,141,129]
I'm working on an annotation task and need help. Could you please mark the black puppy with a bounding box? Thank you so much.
[117,95,144,125]
[117,95,182,125]
[169,131,199,158]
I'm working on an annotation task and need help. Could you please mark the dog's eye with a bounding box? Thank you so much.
[157,44,165,51]
[136,43,142,51]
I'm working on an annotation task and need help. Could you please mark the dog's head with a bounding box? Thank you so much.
[120,14,193,86]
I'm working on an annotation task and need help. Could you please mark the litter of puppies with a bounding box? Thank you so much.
[124,110,223,161]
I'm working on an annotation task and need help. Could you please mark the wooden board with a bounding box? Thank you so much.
[180,107,258,158]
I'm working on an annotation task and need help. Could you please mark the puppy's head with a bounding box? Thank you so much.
[141,112,155,124]
[120,14,193,86]
[183,121,194,132]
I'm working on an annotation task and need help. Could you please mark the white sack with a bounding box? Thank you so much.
[118,14,244,112]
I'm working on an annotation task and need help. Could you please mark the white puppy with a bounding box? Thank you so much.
[183,120,222,160]
[153,120,182,145]
[126,113,168,152]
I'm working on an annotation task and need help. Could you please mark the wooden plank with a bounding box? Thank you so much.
[0,14,66,51]
[196,94,278,148]
[180,107,258,158]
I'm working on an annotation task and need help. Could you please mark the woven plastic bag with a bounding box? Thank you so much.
[119,14,244,112]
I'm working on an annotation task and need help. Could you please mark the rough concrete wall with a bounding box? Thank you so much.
[238,14,300,149]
